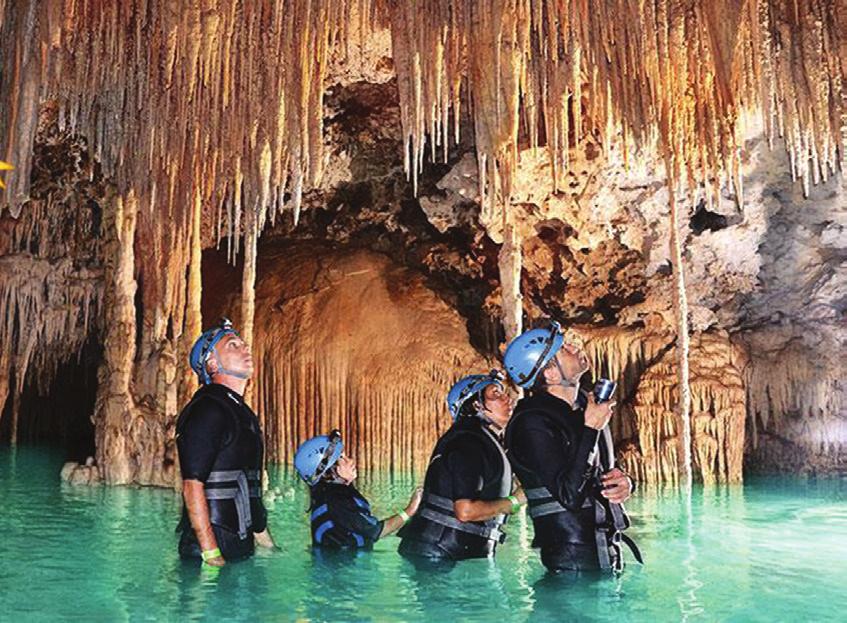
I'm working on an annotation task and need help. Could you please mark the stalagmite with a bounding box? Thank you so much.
[94,190,138,485]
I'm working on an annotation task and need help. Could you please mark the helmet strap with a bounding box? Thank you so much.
[209,347,251,381]
[543,357,579,392]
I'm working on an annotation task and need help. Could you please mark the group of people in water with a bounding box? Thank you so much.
[175,317,641,575]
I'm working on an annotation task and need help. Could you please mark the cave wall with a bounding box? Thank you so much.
[204,244,488,473]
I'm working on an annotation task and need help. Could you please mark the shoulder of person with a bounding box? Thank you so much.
[177,390,234,432]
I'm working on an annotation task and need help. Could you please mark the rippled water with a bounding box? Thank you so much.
[1,447,845,622]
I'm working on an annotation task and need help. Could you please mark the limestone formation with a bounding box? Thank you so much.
[0,2,844,485]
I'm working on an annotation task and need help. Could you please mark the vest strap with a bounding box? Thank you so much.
[204,469,260,539]
[418,508,506,543]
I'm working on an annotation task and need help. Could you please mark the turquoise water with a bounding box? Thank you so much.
[1,447,845,622]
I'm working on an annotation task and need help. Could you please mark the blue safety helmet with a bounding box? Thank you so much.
[446,370,506,421]
[293,430,344,486]
[503,321,565,388]
[189,317,246,385]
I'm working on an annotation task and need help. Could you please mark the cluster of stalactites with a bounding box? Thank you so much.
[745,330,847,450]
[388,0,846,219]
[0,0,380,244]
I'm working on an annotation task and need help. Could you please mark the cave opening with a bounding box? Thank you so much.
[0,337,100,461]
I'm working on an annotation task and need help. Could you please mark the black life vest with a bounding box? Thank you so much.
[176,384,266,539]
[398,417,512,560]
[505,390,640,572]
[308,482,382,548]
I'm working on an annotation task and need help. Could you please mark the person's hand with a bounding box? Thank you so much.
[204,554,225,567]
[600,468,632,504]
[584,394,615,430]
[406,486,423,516]
[254,529,276,549]
[512,486,527,505]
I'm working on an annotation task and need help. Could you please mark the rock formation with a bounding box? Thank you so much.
[0,1,844,485]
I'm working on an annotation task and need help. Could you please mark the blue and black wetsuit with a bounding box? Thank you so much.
[308,482,384,548]
[398,416,511,561]
[506,390,638,573]
[176,383,267,562]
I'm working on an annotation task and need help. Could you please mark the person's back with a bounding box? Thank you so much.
[294,430,422,553]
[308,481,383,548]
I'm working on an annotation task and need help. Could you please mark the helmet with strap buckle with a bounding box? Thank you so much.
[189,317,248,385]
[294,430,344,486]
[446,370,506,421]
[503,321,565,388]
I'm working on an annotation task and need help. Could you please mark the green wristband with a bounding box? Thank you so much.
[397,509,410,524]
[201,547,222,562]
[507,495,521,514]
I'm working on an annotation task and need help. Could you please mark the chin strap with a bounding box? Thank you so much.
[542,357,579,391]
[476,402,506,437]
[210,347,251,380]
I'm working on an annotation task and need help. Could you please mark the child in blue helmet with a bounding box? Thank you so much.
[294,430,422,549]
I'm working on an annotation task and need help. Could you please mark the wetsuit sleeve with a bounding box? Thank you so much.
[511,412,599,511]
[445,442,487,500]
[176,398,232,482]
[331,501,384,545]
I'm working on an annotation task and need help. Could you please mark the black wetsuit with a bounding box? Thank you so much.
[506,390,635,573]
[398,416,511,561]
[176,383,267,562]
[308,482,384,548]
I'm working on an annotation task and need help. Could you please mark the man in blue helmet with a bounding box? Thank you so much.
[294,430,423,549]
[175,318,276,567]
[397,370,527,562]
[503,321,640,574]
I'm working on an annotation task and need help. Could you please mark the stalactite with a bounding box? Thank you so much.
[579,327,745,485]
[497,220,523,342]
[667,182,693,489]
[386,0,843,214]
[219,246,487,474]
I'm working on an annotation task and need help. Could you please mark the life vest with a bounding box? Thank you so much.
[505,391,641,572]
[399,417,512,560]
[308,482,382,548]
[176,384,266,540]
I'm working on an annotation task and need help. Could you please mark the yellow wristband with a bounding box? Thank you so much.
[201,547,221,562]
[397,509,410,524]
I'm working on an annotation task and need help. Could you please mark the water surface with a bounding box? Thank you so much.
[1,447,845,622]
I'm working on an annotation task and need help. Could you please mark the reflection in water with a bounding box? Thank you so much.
[678,487,703,621]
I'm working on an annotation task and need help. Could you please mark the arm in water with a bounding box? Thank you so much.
[183,479,225,566]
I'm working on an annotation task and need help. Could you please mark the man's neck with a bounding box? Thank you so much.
[211,375,249,397]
